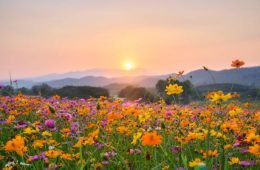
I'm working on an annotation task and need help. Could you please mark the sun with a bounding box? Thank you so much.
[124,62,134,71]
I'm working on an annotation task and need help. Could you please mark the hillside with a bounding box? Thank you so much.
[1,66,259,88]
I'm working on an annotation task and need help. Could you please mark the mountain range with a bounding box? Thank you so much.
[1,66,260,89]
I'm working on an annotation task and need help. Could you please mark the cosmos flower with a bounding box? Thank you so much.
[141,131,162,146]
[165,84,184,95]
[231,59,245,68]
[239,160,255,166]
[131,132,142,145]
[229,157,240,165]
[248,144,260,157]
[209,91,232,103]
[44,149,61,158]
[4,135,28,156]
[189,158,204,167]
[44,119,55,128]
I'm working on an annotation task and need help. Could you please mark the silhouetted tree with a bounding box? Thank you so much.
[155,79,199,104]
[119,86,159,102]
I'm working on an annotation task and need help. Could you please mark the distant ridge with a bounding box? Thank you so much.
[1,66,259,88]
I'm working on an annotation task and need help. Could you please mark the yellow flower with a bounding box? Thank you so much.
[24,127,39,135]
[210,91,232,103]
[6,115,15,124]
[165,84,183,95]
[229,157,240,165]
[42,131,52,137]
[189,158,203,167]
[4,135,28,156]
[162,165,170,170]
[131,132,142,145]
[229,107,242,116]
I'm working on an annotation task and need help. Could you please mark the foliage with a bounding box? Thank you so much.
[54,86,109,98]
[1,84,110,99]
[118,86,159,102]
[0,94,259,169]
[156,79,199,104]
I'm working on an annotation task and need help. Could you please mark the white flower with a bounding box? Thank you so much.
[48,146,55,150]
[20,162,31,166]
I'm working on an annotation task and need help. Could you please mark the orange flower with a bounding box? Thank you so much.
[44,149,61,158]
[232,92,240,98]
[61,153,73,160]
[248,144,260,157]
[4,135,28,156]
[177,70,184,76]
[231,59,245,68]
[141,131,162,146]
[32,139,46,149]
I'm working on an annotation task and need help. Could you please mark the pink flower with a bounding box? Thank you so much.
[44,119,55,128]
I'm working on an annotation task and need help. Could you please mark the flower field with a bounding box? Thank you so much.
[0,60,259,170]
[0,92,259,170]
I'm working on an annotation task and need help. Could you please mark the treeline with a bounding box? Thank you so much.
[118,80,199,104]
[117,81,260,104]
[0,84,109,98]
[118,86,159,102]
[1,79,259,104]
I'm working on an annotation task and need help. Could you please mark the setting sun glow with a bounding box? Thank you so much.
[124,62,134,71]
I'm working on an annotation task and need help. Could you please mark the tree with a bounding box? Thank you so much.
[155,79,199,104]
[31,83,54,97]
[0,85,14,96]
[54,86,109,98]
[118,86,159,102]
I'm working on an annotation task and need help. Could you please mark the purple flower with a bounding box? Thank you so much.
[44,119,55,128]
[79,98,86,102]
[101,120,108,126]
[176,167,184,170]
[239,160,255,166]
[134,149,142,153]
[14,122,27,129]
[29,155,40,161]
[171,146,182,153]
[71,122,79,131]
[101,161,109,165]
[63,113,72,121]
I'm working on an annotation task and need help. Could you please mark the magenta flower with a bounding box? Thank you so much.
[29,155,40,161]
[239,160,255,166]
[44,119,55,128]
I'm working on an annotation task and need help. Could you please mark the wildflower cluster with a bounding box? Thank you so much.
[0,92,259,169]
[0,60,259,169]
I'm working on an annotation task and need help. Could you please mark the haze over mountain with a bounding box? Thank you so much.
[1,66,259,89]
[29,68,149,82]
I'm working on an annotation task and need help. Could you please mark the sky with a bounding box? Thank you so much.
[0,0,260,80]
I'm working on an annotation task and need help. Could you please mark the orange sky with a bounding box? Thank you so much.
[0,0,260,80]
